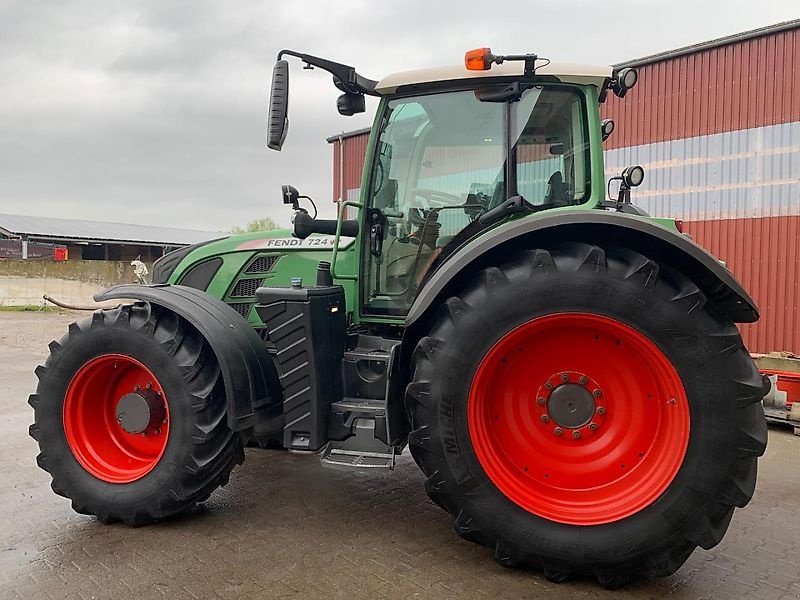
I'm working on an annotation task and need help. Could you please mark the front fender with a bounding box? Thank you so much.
[94,284,282,432]
[406,211,758,327]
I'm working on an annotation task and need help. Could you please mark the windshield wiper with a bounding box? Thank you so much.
[478,196,531,226]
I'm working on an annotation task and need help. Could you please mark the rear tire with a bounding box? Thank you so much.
[29,303,244,525]
[405,242,766,586]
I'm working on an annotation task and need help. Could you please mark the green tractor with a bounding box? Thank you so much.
[29,47,767,587]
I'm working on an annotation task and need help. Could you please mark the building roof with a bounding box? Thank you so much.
[326,127,372,143]
[374,60,612,94]
[0,213,224,246]
[617,17,800,68]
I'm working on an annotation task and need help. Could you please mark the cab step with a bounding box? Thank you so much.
[320,416,398,470]
[320,447,396,469]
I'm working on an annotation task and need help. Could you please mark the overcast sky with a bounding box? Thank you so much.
[1,1,797,232]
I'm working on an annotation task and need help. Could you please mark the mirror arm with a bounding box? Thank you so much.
[277,49,378,96]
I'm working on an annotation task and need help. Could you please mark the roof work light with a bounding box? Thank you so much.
[611,67,638,98]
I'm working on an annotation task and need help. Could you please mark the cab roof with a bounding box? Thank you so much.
[374,60,612,95]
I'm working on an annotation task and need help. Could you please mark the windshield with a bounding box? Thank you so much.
[362,85,590,315]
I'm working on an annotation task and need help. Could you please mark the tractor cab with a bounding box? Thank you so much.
[358,80,591,315]
[268,48,643,317]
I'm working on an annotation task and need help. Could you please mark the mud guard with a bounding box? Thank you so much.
[94,284,282,432]
[406,211,759,327]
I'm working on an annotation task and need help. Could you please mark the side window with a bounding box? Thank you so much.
[373,102,429,215]
[514,88,590,208]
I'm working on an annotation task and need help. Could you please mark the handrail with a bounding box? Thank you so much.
[331,200,363,281]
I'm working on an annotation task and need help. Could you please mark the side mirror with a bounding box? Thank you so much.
[267,60,289,151]
[281,184,300,209]
[549,143,564,155]
[337,92,366,116]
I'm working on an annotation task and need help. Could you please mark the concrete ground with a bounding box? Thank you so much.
[1,311,798,600]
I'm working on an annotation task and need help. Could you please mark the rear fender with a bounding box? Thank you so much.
[94,284,282,432]
[392,211,759,448]
[406,211,758,329]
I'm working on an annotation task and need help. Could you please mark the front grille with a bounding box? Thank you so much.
[231,278,263,298]
[227,302,254,318]
[245,254,281,273]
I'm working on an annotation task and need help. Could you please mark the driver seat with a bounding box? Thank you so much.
[544,171,570,206]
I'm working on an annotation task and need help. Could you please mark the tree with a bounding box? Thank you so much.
[230,217,280,234]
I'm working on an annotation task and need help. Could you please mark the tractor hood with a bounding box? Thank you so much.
[156,228,355,286]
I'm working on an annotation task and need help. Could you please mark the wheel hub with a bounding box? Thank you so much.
[116,388,165,434]
[63,354,170,483]
[536,371,605,438]
[547,383,595,429]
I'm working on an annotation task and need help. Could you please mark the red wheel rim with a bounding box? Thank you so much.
[468,313,690,525]
[63,354,170,483]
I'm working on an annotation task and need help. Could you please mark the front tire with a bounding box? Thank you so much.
[405,243,766,586]
[29,303,244,525]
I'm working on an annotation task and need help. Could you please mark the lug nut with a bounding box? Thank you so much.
[572,430,582,439]
[162,419,168,424]
[540,414,550,424]
[579,376,588,385]
[593,389,602,398]
[589,422,599,431]
[134,385,140,392]
[537,397,545,406]
[597,406,606,415]
[154,429,161,435]
[146,382,152,390]
[544,382,554,390]
[553,427,563,436]
[561,373,569,382]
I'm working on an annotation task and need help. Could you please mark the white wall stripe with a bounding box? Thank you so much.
[605,121,800,220]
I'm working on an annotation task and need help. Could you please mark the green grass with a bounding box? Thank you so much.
[0,304,56,312]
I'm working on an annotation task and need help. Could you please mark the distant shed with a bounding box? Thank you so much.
[0,213,222,261]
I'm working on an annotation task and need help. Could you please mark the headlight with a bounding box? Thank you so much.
[152,238,223,284]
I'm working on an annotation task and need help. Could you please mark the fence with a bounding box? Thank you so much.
[0,239,67,260]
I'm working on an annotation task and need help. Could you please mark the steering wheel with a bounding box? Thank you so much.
[411,188,464,208]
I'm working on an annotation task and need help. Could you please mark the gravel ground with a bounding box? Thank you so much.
[0,310,80,351]
[1,311,799,600]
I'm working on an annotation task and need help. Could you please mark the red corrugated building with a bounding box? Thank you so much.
[328,19,800,354]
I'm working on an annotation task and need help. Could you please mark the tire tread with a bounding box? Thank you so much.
[30,303,242,525]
